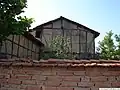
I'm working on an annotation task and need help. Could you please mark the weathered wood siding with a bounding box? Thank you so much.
[40,19,95,56]
[0,34,42,60]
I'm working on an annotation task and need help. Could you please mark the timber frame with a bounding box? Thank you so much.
[33,16,100,59]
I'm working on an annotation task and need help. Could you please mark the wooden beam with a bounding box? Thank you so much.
[17,35,20,57]
[79,26,81,57]
[36,27,89,31]
[93,34,95,58]
[51,21,53,40]
[11,35,14,58]
[85,31,87,53]
[61,17,64,36]
[70,28,72,58]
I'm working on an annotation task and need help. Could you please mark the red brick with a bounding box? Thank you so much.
[68,67,85,71]
[45,87,57,90]
[57,87,73,90]
[0,74,4,79]
[116,76,120,81]
[57,71,73,76]
[86,68,102,76]
[42,71,56,76]
[5,74,10,79]
[52,67,67,71]
[78,82,94,87]
[74,71,85,76]
[91,76,107,82]
[94,82,111,87]
[20,85,27,89]
[36,81,44,85]
[74,87,90,90]
[22,80,36,85]
[12,70,26,74]
[0,68,12,74]
[25,86,41,90]
[103,71,120,76]
[7,79,21,85]
[47,76,62,82]
[90,88,99,90]
[45,81,60,86]
[0,79,7,84]
[16,75,31,80]
[0,74,10,79]
[81,76,90,82]
[9,84,21,88]
[111,82,120,87]
[63,76,80,82]
[0,87,8,90]
[61,82,77,87]
[108,67,120,71]
[107,76,116,81]
[32,75,46,80]
[25,70,41,75]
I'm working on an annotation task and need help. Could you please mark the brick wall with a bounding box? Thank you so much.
[0,59,120,90]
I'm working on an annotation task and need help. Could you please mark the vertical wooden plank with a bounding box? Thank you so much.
[23,36,26,58]
[4,40,7,58]
[71,29,72,57]
[31,42,33,59]
[28,40,32,58]
[85,31,87,53]
[79,27,81,58]
[35,45,37,59]
[61,18,64,36]
[61,17,64,53]
[6,40,12,55]
[14,35,19,44]
[51,22,53,40]
[19,46,23,58]
[93,34,95,58]
[11,35,14,58]
[26,39,29,58]
[1,41,6,53]
[17,35,20,57]
[13,43,18,57]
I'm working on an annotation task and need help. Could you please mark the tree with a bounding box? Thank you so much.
[98,31,116,59]
[115,34,120,59]
[41,36,72,59]
[0,0,33,42]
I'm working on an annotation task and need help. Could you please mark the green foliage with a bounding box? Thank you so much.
[98,30,120,60]
[0,0,34,42]
[98,31,115,59]
[41,36,72,59]
[114,34,120,59]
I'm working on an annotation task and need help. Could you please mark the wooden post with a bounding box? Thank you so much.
[11,35,14,58]
[71,28,72,58]
[93,34,95,59]
[85,31,87,53]
[31,42,33,59]
[51,22,53,40]
[79,27,81,59]
[17,35,20,58]
[61,18,64,37]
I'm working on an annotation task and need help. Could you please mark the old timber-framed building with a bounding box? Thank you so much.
[33,16,100,59]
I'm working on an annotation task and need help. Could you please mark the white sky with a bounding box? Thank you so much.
[22,0,61,28]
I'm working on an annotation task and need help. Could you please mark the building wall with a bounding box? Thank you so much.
[0,34,41,60]
[41,19,95,56]
[0,63,120,90]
